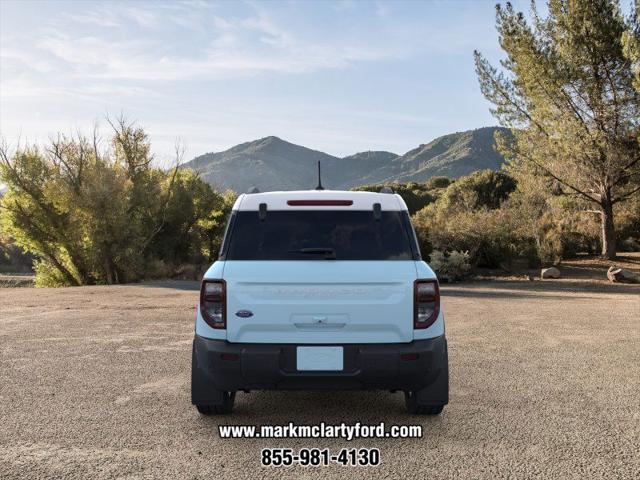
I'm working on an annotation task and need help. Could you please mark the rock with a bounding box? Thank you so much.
[541,267,561,279]
[607,266,638,283]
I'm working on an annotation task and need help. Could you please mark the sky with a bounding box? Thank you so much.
[0,0,534,164]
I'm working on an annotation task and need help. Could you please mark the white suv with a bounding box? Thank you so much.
[191,189,448,415]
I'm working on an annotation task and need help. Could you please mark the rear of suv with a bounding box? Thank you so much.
[191,190,448,415]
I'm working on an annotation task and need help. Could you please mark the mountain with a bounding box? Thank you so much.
[342,150,399,166]
[183,136,342,193]
[339,151,399,180]
[370,126,511,183]
[182,127,510,192]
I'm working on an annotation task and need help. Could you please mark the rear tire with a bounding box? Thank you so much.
[195,391,236,415]
[405,391,444,415]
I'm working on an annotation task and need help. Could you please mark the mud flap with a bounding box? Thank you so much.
[415,339,449,405]
[191,340,224,405]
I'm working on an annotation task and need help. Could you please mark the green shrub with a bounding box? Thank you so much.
[353,182,436,214]
[425,176,451,190]
[414,204,520,268]
[428,250,471,281]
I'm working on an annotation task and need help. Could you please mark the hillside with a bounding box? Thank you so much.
[182,127,510,192]
[379,126,511,183]
[182,136,343,193]
[341,150,399,171]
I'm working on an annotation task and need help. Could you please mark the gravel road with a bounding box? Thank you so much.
[1,280,638,479]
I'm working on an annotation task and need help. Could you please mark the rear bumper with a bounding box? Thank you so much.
[192,334,448,404]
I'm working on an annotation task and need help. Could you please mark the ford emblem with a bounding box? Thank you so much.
[235,310,253,318]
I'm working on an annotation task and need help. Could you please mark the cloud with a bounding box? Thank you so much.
[0,0,491,114]
[61,4,161,29]
[0,0,409,112]
[8,4,397,84]
[29,33,388,82]
[122,7,158,27]
[62,10,122,28]
[3,0,488,92]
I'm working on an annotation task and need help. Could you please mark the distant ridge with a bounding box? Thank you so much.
[182,127,511,192]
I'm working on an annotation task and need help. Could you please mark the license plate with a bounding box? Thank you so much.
[296,346,343,371]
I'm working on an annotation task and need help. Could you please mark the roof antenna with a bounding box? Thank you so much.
[315,161,324,190]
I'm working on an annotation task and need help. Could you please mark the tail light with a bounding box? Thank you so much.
[414,279,439,329]
[200,279,226,329]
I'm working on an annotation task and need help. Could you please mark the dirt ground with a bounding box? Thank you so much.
[0,280,638,479]
[472,252,640,283]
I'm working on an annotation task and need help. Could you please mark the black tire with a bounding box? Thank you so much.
[195,391,236,415]
[404,391,444,415]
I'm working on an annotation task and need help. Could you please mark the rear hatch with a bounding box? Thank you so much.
[221,206,419,344]
[224,261,416,343]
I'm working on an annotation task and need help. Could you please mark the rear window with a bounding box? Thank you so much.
[225,210,416,260]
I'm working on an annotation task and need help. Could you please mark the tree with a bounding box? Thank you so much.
[475,0,640,259]
[623,2,640,92]
[437,170,516,212]
[148,170,235,266]
[0,118,236,286]
[194,189,237,263]
[0,120,185,285]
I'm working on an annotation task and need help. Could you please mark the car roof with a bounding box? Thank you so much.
[233,190,408,211]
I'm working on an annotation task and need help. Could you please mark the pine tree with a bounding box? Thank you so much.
[475,0,640,259]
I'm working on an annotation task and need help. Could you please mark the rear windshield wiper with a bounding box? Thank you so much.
[287,247,336,259]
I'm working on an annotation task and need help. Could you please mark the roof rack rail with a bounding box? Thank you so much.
[379,187,394,194]
[247,187,260,194]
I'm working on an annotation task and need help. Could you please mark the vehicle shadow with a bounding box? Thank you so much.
[199,390,431,425]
